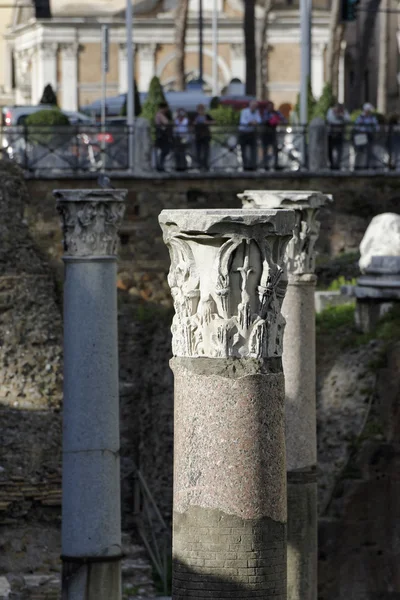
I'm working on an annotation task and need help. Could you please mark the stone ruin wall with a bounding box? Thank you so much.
[25,175,400,306]
[2,171,400,587]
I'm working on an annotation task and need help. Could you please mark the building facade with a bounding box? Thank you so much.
[4,0,333,113]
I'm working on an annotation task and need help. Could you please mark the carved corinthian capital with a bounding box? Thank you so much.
[159,209,294,359]
[239,190,333,275]
[54,189,127,258]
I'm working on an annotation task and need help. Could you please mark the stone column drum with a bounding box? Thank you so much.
[159,208,295,599]
[240,190,332,600]
[55,189,126,600]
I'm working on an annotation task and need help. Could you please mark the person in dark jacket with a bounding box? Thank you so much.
[262,101,285,170]
[193,104,214,171]
[154,102,171,171]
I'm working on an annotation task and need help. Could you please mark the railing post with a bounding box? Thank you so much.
[55,188,127,600]
[159,208,295,599]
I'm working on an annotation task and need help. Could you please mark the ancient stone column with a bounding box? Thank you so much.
[159,208,295,600]
[240,190,332,600]
[55,189,126,600]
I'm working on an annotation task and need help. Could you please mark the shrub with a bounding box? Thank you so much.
[210,96,220,109]
[140,76,169,124]
[350,109,386,124]
[312,82,336,120]
[209,104,240,126]
[294,79,316,124]
[120,80,142,117]
[328,275,358,291]
[39,83,58,106]
[25,109,70,145]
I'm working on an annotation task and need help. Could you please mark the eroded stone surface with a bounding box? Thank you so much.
[0,161,63,410]
[359,212,400,273]
[54,189,126,257]
[239,190,332,276]
[159,209,294,359]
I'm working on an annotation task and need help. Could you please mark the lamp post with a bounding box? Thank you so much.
[126,0,135,171]
[199,0,204,85]
[300,0,312,166]
[212,0,219,95]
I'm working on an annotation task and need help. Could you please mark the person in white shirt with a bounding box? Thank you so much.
[239,100,262,170]
[174,108,190,171]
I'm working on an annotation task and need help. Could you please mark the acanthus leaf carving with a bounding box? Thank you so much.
[54,190,127,257]
[159,210,294,359]
[239,190,333,276]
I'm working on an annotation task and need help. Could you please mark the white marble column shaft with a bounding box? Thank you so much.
[138,43,156,93]
[60,43,78,111]
[37,42,58,103]
[118,43,128,94]
[55,188,127,600]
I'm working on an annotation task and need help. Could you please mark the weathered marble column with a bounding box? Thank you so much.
[55,189,126,600]
[159,208,295,600]
[240,190,332,600]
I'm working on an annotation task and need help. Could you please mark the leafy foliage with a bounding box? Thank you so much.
[316,302,400,349]
[25,108,70,127]
[209,105,240,126]
[140,76,169,124]
[120,80,142,117]
[294,79,316,123]
[210,96,221,109]
[328,275,358,291]
[350,109,386,124]
[39,84,58,106]
[25,109,70,145]
[312,82,336,120]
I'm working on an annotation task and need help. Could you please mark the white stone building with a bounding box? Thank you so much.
[2,0,334,114]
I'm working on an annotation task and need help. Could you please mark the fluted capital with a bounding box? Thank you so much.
[159,209,294,359]
[239,190,332,275]
[54,189,127,258]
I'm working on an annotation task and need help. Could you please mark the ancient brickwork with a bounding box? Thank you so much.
[173,507,286,599]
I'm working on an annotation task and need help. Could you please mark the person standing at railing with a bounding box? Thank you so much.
[155,102,172,172]
[173,108,190,171]
[353,103,379,170]
[326,103,351,170]
[262,101,286,170]
[239,100,262,171]
[193,104,214,171]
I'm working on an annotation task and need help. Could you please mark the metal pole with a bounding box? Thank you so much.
[212,0,219,96]
[55,188,127,600]
[199,0,204,85]
[300,0,311,166]
[101,25,109,173]
[126,0,135,171]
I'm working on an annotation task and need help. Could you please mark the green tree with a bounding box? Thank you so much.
[294,80,317,123]
[312,82,336,120]
[140,76,168,124]
[39,84,58,106]
[120,80,142,117]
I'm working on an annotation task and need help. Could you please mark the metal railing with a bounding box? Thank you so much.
[2,122,400,175]
[130,466,171,596]
[0,124,131,172]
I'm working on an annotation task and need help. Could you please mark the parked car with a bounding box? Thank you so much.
[1,105,96,169]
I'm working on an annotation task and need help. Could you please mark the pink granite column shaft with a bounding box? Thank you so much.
[159,208,295,600]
